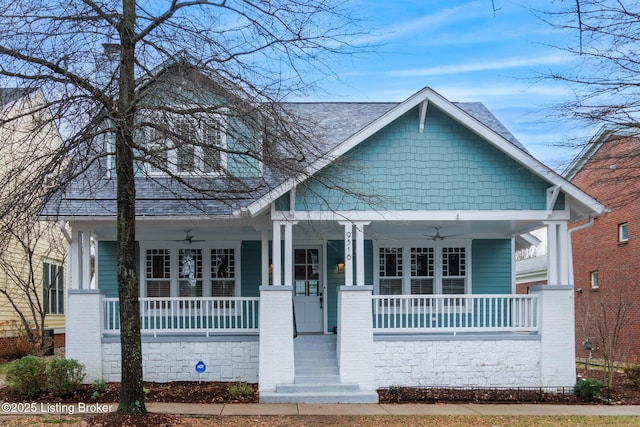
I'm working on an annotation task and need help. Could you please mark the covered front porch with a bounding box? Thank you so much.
[65,211,576,402]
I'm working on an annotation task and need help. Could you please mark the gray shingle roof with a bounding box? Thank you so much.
[43,97,527,219]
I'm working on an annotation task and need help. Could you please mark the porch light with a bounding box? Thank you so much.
[337,258,345,273]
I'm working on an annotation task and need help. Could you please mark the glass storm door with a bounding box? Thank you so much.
[292,247,323,333]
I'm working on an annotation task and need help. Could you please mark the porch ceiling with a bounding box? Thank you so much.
[81,216,541,242]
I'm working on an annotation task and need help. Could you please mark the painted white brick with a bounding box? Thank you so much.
[100,340,258,383]
[374,339,541,389]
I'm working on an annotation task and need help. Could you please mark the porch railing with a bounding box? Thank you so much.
[103,297,260,335]
[371,294,539,334]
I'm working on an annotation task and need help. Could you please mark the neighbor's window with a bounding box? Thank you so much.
[619,222,629,242]
[43,260,64,315]
[590,271,599,290]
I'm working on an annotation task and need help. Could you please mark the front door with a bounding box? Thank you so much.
[292,247,323,333]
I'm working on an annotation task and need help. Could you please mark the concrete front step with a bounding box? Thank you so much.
[260,391,379,404]
[260,334,378,404]
[295,366,339,376]
[294,374,341,384]
[276,382,361,393]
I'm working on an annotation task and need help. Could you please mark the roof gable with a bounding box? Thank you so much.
[293,104,554,212]
[248,87,606,219]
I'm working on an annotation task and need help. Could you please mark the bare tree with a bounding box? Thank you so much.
[576,273,637,389]
[0,0,361,414]
[538,1,640,129]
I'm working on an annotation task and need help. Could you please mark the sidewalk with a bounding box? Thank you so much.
[147,402,640,417]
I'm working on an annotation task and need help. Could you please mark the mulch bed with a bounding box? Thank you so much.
[0,367,638,427]
[0,368,637,406]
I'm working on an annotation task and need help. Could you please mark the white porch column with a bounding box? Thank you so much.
[283,221,298,287]
[261,229,270,286]
[272,222,282,286]
[66,289,104,382]
[545,221,570,285]
[258,286,294,396]
[70,228,91,289]
[82,232,92,289]
[354,222,370,286]
[529,285,576,387]
[338,222,353,286]
[336,285,377,397]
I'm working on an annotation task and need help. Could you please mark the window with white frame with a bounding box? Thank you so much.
[146,249,171,298]
[43,260,64,315]
[619,222,629,242]
[590,270,599,290]
[211,249,235,297]
[410,247,434,295]
[377,245,468,296]
[379,248,403,295]
[442,247,466,294]
[179,248,203,297]
[143,246,237,299]
[143,113,225,177]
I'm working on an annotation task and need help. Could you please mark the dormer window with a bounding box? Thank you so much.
[142,113,226,177]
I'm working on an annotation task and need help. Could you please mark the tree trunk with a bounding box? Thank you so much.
[115,0,146,415]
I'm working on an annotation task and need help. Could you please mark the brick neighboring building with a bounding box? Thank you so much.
[564,127,640,365]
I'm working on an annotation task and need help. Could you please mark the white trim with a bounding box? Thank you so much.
[271,209,572,222]
[546,185,561,214]
[138,242,241,298]
[373,240,472,296]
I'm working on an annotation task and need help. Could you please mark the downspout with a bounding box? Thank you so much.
[567,213,596,285]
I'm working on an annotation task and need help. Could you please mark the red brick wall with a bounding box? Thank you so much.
[516,280,546,295]
[570,135,640,364]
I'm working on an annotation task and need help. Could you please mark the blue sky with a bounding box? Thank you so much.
[305,0,591,172]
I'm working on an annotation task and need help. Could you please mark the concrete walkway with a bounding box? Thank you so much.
[147,402,640,416]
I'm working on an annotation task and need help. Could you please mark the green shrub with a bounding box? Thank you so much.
[45,358,85,396]
[574,378,604,401]
[5,355,47,396]
[92,378,107,393]
[228,381,254,399]
[623,365,640,387]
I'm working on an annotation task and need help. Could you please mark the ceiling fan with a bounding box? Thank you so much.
[425,227,462,241]
[173,229,205,244]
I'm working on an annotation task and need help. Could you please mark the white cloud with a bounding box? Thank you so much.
[387,53,574,77]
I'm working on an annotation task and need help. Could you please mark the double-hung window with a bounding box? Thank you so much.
[179,248,203,297]
[377,244,468,299]
[43,260,64,315]
[143,112,226,177]
[379,248,403,295]
[211,249,235,298]
[143,245,238,303]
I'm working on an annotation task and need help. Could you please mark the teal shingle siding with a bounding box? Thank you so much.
[471,239,512,294]
[97,241,140,298]
[296,106,553,211]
